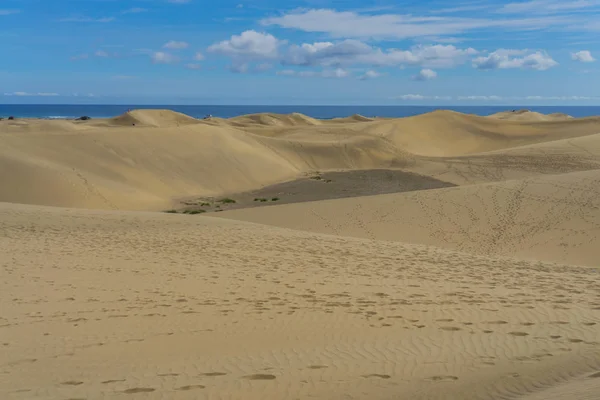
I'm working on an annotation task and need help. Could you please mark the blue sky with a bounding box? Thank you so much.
[1,0,599,105]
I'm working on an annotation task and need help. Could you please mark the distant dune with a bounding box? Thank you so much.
[488,109,574,122]
[105,109,203,128]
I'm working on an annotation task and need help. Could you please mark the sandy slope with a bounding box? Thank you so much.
[2,109,600,210]
[218,168,600,267]
[2,202,600,400]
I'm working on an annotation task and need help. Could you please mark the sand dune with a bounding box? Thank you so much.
[2,109,600,399]
[2,109,600,210]
[218,169,600,266]
[2,202,600,400]
[488,109,574,122]
[105,109,203,128]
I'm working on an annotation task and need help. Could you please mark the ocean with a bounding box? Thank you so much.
[1,104,600,120]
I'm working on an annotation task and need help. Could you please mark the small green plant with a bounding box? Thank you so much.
[325,179,333,183]
[310,176,323,181]
[219,198,236,204]
[183,209,205,215]
[165,209,178,214]
[254,198,268,202]
[271,197,280,201]
[200,202,211,207]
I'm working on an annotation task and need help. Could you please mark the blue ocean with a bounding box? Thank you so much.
[1,104,600,120]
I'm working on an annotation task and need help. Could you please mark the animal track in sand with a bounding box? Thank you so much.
[157,373,179,377]
[101,379,126,384]
[308,365,328,370]
[508,332,529,336]
[589,372,600,378]
[61,381,84,386]
[123,388,155,394]
[201,372,227,377]
[362,374,391,379]
[244,374,277,380]
[484,320,508,325]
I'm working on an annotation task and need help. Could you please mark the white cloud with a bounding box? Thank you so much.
[194,52,205,61]
[572,50,595,62]
[473,50,558,70]
[185,63,202,70]
[163,41,189,50]
[457,95,503,100]
[208,30,283,59]
[525,95,599,100]
[151,52,178,64]
[3,92,59,97]
[261,8,579,40]
[0,9,20,16]
[276,68,350,78]
[498,0,600,14]
[95,50,109,57]
[394,94,428,100]
[358,70,382,80]
[413,68,437,81]
[250,34,478,69]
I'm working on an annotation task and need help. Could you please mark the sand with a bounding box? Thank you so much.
[1,109,600,399]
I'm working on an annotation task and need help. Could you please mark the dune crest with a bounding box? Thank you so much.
[488,109,574,121]
[107,109,202,127]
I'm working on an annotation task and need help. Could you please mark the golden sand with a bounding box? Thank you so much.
[1,110,599,399]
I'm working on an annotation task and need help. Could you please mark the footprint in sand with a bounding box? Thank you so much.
[440,326,461,331]
[427,375,458,382]
[176,385,205,391]
[589,372,600,378]
[508,332,529,336]
[123,388,155,394]
[61,381,84,386]
[244,374,276,380]
[308,365,328,370]
[201,372,228,377]
[362,374,391,379]
[101,379,126,384]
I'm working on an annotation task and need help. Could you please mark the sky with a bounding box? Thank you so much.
[1,0,599,105]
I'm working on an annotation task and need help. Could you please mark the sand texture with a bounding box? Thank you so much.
[1,109,600,399]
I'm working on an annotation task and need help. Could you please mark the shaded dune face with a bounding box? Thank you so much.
[2,108,600,400]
